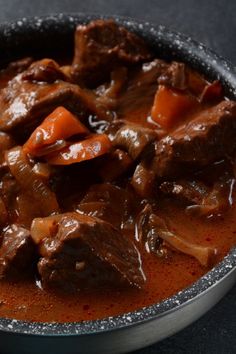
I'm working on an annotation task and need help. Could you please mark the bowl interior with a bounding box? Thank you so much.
[0,13,236,336]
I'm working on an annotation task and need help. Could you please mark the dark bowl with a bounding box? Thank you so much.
[0,13,236,354]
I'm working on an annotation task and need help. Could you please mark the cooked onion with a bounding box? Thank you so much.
[149,214,217,267]
[5,146,59,217]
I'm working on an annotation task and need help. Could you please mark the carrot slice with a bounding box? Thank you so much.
[24,106,89,155]
[151,85,198,130]
[46,134,112,165]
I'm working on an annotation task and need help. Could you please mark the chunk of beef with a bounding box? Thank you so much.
[104,67,128,98]
[136,205,217,266]
[71,19,153,87]
[131,162,156,197]
[82,183,129,205]
[80,183,138,229]
[157,62,223,104]
[98,149,133,182]
[158,62,187,90]
[117,59,168,118]
[94,60,168,130]
[95,67,128,110]
[113,123,158,160]
[152,101,236,178]
[22,59,67,83]
[158,62,209,96]
[33,213,145,290]
[0,224,35,278]
[96,67,128,99]
[0,60,112,132]
[104,119,125,140]
[77,201,122,228]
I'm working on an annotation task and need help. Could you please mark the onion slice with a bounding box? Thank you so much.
[5,146,59,216]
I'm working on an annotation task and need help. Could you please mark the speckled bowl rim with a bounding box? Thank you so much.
[0,13,236,337]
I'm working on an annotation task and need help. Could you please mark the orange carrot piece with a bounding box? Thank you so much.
[24,107,89,155]
[46,134,112,165]
[151,85,198,130]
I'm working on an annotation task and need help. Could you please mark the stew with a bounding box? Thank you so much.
[0,19,236,323]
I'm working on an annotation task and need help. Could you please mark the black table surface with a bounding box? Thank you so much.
[0,1,236,353]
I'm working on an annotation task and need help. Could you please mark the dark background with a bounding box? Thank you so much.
[0,1,236,353]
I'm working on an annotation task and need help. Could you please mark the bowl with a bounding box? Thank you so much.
[0,13,236,354]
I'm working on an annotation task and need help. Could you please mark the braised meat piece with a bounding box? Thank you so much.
[98,149,133,182]
[112,123,158,160]
[102,67,128,99]
[76,201,117,224]
[0,224,35,278]
[158,62,187,90]
[0,59,112,132]
[117,59,168,118]
[152,101,236,178]
[157,61,210,94]
[79,183,138,229]
[33,213,145,290]
[71,19,153,87]
[157,62,223,105]
[22,59,67,83]
[95,67,128,111]
[104,119,125,140]
[82,183,129,205]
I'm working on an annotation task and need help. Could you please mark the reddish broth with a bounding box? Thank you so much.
[0,199,235,322]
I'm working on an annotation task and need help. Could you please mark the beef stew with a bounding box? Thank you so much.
[0,19,236,323]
